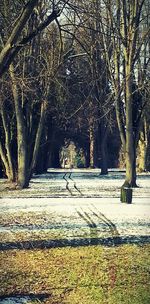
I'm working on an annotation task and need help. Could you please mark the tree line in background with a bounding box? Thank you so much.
[0,0,150,189]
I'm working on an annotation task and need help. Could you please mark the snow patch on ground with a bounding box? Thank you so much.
[0,170,150,303]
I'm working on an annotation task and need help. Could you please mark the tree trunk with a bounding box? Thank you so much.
[101,142,108,175]
[84,145,90,168]
[124,67,137,187]
[0,103,15,181]
[9,64,28,188]
[138,133,147,172]
[89,124,95,168]
[138,120,149,172]
[29,100,47,177]
[42,126,57,170]
[0,160,5,178]
[100,123,108,175]
[0,142,10,179]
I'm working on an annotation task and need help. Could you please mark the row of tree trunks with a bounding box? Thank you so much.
[0,64,48,189]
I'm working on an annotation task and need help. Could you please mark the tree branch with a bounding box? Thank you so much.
[0,8,61,77]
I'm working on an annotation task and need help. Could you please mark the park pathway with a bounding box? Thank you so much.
[0,169,150,248]
[0,170,150,303]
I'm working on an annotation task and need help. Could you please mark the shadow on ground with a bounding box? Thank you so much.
[0,206,150,250]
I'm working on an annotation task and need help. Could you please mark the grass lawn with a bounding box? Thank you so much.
[0,244,150,304]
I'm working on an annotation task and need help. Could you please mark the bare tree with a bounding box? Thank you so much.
[0,0,63,77]
[0,1,64,188]
[98,0,149,192]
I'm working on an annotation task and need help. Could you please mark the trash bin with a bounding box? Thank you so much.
[121,186,132,204]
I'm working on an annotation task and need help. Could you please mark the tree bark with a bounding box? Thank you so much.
[138,120,149,172]
[0,103,15,181]
[125,66,137,187]
[29,100,48,176]
[9,64,28,188]
[0,142,10,179]
[100,123,108,175]
[89,122,95,168]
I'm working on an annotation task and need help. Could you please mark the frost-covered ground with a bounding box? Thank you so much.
[0,169,150,303]
[1,168,150,198]
[0,169,150,241]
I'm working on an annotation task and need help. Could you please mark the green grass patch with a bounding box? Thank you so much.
[0,244,150,303]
